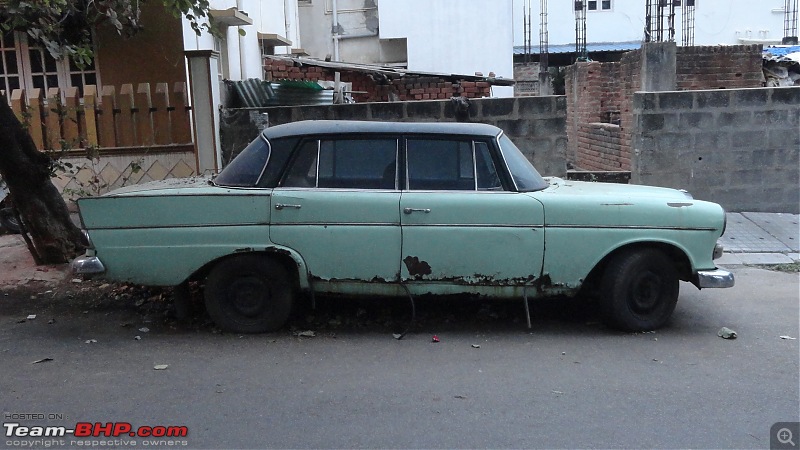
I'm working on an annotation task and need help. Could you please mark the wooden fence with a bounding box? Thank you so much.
[5,82,193,152]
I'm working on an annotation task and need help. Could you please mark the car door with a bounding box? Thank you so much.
[399,137,545,290]
[270,137,402,287]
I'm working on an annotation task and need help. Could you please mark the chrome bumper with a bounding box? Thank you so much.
[696,269,735,289]
[71,254,106,276]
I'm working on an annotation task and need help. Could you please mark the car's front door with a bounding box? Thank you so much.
[399,138,545,292]
[270,137,402,288]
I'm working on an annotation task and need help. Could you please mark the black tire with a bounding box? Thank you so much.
[172,282,195,321]
[204,255,294,333]
[599,248,679,331]
[0,206,21,234]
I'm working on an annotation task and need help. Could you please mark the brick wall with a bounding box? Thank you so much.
[263,57,492,103]
[676,45,764,90]
[513,62,540,96]
[220,96,568,177]
[566,43,764,173]
[632,87,800,213]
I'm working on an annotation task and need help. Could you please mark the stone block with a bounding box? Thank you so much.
[518,97,553,116]
[770,87,800,105]
[733,88,769,106]
[696,91,730,108]
[405,100,444,120]
[478,98,516,118]
[658,92,695,110]
[369,102,405,121]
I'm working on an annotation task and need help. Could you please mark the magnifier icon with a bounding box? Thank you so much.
[778,428,796,446]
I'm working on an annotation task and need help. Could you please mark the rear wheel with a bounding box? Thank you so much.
[204,255,294,333]
[599,248,679,331]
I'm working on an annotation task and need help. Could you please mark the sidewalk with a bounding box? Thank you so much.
[0,212,797,288]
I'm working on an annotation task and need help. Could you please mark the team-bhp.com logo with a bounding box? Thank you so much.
[5,421,188,438]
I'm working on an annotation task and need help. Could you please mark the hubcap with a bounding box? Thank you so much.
[228,276,271,317]
[630,271,662,314]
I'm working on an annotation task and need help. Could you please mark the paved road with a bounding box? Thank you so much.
[1,266,797,449]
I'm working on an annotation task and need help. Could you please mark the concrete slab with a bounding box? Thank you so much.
[734,252,796,265]
[740,212,799,252]
[720,213,793,253]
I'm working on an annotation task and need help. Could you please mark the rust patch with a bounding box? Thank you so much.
[403,256,432,278]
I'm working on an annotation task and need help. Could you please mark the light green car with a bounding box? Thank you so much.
[72,120,734,333]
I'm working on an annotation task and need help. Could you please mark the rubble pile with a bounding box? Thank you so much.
[763,45,800,86]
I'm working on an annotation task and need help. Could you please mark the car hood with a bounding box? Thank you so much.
[539,177,692,201]
[530,178,725,230]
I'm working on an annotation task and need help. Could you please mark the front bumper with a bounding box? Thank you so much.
[696,269,735,288]
[71,254,106,276]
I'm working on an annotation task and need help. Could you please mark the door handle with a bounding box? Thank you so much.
[275,203,302,210]
[403,207,431,214]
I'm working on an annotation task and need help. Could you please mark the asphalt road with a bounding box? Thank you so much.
[1,267,798,449]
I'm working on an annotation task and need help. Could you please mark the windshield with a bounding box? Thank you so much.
[214,135,271,187]
[497,134,549,192]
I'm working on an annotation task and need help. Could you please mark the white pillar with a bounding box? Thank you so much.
[186,50,223,175]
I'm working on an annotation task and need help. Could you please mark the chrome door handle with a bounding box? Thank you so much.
[275,203,302,210]
[403,207,431,214]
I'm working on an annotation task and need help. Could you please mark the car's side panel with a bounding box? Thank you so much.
[78,192,276,286]
[399,191,545,289]
[528,188,725,291]
[269,189,402,285]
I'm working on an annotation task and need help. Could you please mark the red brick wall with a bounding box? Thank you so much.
[566,43,762,172]
[676,45,763,90]
[263,57,491,103]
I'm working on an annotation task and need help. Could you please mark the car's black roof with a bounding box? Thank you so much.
[262,120,503,140]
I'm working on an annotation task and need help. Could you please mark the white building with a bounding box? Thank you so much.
[182,0,304,81]
[298,0,515,97]
[512,0,792,47]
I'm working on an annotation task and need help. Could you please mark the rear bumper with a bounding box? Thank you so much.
[71,254,106,276]
[696,268,735,288]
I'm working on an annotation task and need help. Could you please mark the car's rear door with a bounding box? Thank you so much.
[270,136,402,286]
[399,137,545,291]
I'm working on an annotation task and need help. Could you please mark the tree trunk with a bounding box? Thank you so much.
[0,99,85,264]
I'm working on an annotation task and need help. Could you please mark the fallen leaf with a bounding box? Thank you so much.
[85,339,97,344]
[471,344,481,349]
[454,395,467,399]
[295,330,316,337]
[31,358,53,364]
[27,314,36,320]
[139,327,150,333]
[780,335,797,340]
[431,335,440,343]
[154,364,169,370]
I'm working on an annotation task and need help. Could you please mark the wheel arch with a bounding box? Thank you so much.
[186,245,311,292]
[581,241,693,294]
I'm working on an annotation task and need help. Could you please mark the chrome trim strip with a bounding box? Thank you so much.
[86,222,271,231]
[696,269,735,288]
[253,135,273,187]
[546,224,718,231]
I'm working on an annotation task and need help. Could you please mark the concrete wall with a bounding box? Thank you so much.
[632,87,800,213]
[220,96,568,176]
[565,43,764,172]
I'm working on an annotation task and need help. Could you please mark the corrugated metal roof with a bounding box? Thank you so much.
[226,79,334,107]
[514,41,642,55]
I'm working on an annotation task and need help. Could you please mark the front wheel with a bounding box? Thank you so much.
[204,255,294,333]
[599,248,679,331]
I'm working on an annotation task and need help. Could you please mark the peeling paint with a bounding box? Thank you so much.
[233,247,254,253]
[403,256,432,278]
[667,202,693,207]
[601,203,634,206]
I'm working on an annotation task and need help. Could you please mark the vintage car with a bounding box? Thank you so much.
[72,120,734,333]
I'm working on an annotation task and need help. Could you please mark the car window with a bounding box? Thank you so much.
[407,139,500,191]
[282,138,398,189]
[475,142,502,190]
[498,134,549,192]
[214,136,270,187]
